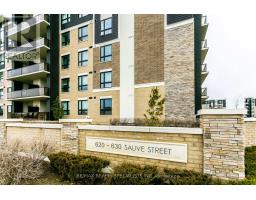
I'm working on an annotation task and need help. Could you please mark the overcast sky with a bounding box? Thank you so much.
[205,13,256,108]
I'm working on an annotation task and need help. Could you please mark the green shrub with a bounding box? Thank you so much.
[110,163,163,185]
[48,152,109,184]
[245,146,256,178]
[162,168,215,185]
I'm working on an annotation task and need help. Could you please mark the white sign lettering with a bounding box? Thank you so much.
[86,137,187,163]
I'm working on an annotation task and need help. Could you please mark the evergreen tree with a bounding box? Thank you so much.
[52,96,64,120]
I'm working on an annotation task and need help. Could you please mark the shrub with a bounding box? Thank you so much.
[162,168,215,185]
[110,163,162,185]
[245,146,256,178]
[48,152,109,184]
[0,141,52,185]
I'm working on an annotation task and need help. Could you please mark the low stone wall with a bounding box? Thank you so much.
[78,125,203,172]
[244,118,256,147]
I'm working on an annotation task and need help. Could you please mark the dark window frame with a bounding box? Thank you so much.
[100,98,112,115]
[100,17,112,36]
[78,50,88,67]
[78,75,88,91]
[100,44,112,62]
[78,25,88,42]
[0,54,4,69]
[61,78,70,92]
[61,101,70,115]
[62,31,70,46]
[100,71,112,88]
[61,54,70,69]
[78,100,88,115]
[61,14,71,25]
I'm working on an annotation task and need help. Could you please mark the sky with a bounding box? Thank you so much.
[205,13,256,108]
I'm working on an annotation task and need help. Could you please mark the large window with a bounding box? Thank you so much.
[100,98,112,115]
[62,32,70,46]
[61,78,70,92]
[61,14,70,25]
[61,55,70,69]
[100,71,112,88]
[78,75,88,91]
[61,101,70,115]
[78,100,88,115]
[0,89,3,99]
[78,50,88,67]
[79,14,88,18]
[100,45,112,62]
[100,18,112,36]
[78,26,88,41]
[0,106,3,116]
[0,54,4,69]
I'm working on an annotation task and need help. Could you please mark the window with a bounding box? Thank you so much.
[78,75,88,91]
[78,100,88,115]
[0,54,4,69]
[61,78,70,92]
[7,105,12,113]
[100,98,112,115]
[0,106,3,116]
[61,101,70,115]
[78,50,88,67]
[100,18,112,36]
[0,89,3,99]
[100,45,112,62]
[61,55,70,69]
[62,32,70,46]
[100,71,112,88]
[79,14,88,18]
[61,14,70,25]
[78,26,88,41]
[0,71,3,81]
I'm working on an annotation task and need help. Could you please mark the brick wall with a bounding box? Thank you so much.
[244,119,256,147]
[164,21,195,121]
[79,127,203,172]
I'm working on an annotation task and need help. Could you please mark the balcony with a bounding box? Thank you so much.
[201,40,208,64]
[7,87,49,101]
[8,14,49,41]
[201,87,209,101]
[7,63,49,81]
[6,37,49,59]
[201,63,209,83]
[201,15,208,40]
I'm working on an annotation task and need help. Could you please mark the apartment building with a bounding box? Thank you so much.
[245,98,256,118]
[0,14,209,123]
[202,99,227,109]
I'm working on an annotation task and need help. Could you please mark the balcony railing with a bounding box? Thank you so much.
[202,15,208,26]
[7,63,49,79]
[8,14,49,36]
[7,87,49,100]
[202,87,207,96]
[202,64,207,73]
[7,37,49,57]
[201,40,208,49]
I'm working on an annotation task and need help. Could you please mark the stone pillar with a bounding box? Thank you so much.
[198,109,246,180]
[0,122,7,149]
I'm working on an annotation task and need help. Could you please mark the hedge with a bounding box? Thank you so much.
[48,152,109,184]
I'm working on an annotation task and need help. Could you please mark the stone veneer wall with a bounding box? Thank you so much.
[199,110,245,180]
[244,119,256,147]
[164,21,195,121]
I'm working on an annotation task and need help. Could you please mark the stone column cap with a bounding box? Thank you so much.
[197,109,247,115]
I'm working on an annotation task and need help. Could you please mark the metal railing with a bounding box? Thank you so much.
[202,64,207,73]
[202,15,208,26]
[201,40,208,49]
[8,112,49,120]
[7,87,49,99]
[7,37,49,57]
[202,87,207,96]
[8,14,49,36]
[7,63,49,78]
